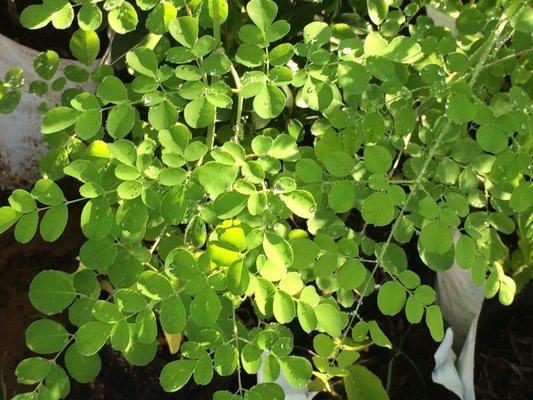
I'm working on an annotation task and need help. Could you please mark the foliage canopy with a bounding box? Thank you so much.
[1,0,532,399]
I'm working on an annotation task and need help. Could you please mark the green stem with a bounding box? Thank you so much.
[204,0,223,149]
[206,123,216,149]
[230,64,244,140]
[232,306,243,396]
[212,0,221,48]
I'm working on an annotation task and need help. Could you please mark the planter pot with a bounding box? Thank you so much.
[0,33,98,189]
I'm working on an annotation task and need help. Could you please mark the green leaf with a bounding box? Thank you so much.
[405,295,424,324]
[92,300,122,323]
[241,343,262,374]
[122,324,157,366]
[225,260,250,296]
[323,151,355,177]
[236,44,265,67]
[146,3,177,34]
[32,179,65,206]
[184,96,216,129]
[398,270,420,289]
[197,162,239,198]
[107,104,136,139]
[455,234,476,269]
[34,51,59,80]
[364,145,392,174]
[75,109,102,140]
[367,0,388,25]
[377,281,406,316]
[160,360,196,392]
[338,259,366,290]
[169,16,198,48]
[328,180,356,213]
[0,206,20,234]
[246,0,277,31]
[498,275,516,306]
[51,3,74,29]
[81,197,113,240]
[44,365,70,399]
[281,190,316,219]
[214,191,248,219]
[40,203,68,242]
[25,320,69,354]
[29,270,76,315]
[316,303,342,338]
[419,221,453,255]
[382,36,422,64]
[135,309,158,343]
[425,304,444,341]
[253,84,285,119]
[278,356,312,389]
[190,288,221,327]
[269,134,298,160]
[42,106,80,134]
[194,354,214,385]
[208,241,241,266]
[368,320,391,348]
[160,295,187,334]
[273,290,295,323]
[161,185,186,225]
[476,124,507,154]
[263,233,293,269]
[165,248,198,280]
[214,344,239,376]
[75,321,112,355]
[97,76,128,104]
[20,5,52,30]
[69,29,100,66]
[345,365,390,400]
[9,189,36,213]
[126,47,158,77]
[108,2,138,34]
[446,93,475,124]
[137,271,173,300]
[269,43,293,66]
[303,21,331,46]
[199,0,229,29]
[64,343,101,383]
[414,285,436,305]
[510,5,533,33]
[15,357,52,385]
[362,192,395,226]
[14,212,38,244]
[78,3,102,31]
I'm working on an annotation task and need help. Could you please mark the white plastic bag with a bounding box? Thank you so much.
[432,231,484,400]
[0,34,97,189]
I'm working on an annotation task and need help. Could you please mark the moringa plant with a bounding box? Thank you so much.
[0,0,532,399]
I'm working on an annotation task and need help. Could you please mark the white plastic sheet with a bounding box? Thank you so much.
[0,34,97,189]
[432,231,484,400]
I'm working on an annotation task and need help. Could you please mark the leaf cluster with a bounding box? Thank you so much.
[1,0,532,399]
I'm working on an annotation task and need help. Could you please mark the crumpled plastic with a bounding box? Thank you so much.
[432,232,484,400]
[0,34,98,189]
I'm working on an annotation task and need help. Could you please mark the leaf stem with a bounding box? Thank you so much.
[232,305,243,396]
[212,0,222,48]
[229,63,244,140]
